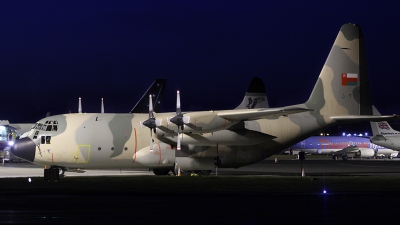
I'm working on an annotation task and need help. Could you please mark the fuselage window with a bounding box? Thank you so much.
[40,136,51,144]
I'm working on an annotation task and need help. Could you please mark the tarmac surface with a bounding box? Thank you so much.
[3,156,400,177]
[1,156,400,224]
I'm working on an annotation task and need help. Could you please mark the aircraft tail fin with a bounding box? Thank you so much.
[235,77,269,109]
[370,106,400,136]
[130,79,166,113]
[305,24,372,116]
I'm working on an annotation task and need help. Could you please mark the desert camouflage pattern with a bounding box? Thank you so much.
[11,24,398,175]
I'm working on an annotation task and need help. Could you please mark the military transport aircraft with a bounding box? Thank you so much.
[11,24,399,176]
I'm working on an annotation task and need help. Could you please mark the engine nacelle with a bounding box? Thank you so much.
[133,142,175,168]
[354,148,375,158]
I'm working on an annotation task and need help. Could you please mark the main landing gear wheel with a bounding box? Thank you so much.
[59,168,66,176]
[153,168,171,176]
[342,155,348,160]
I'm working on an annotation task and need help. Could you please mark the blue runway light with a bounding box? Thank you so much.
[323,190,327,194]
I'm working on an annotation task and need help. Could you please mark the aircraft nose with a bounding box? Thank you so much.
[11,137,36,162]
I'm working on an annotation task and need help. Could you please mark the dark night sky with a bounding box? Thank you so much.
[1,1,400,135]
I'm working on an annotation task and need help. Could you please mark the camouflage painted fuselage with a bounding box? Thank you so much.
[23,106,338,170]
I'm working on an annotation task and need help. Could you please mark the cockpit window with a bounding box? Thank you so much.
[34,121,58,132]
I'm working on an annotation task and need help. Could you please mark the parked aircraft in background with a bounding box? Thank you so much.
[370,106,400,151]
[11,24,399,176]
[290,136,398,160]
[0,120,34,162]
[0,120,34,147]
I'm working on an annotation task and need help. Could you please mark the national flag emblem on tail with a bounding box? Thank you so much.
[378,122,390,130]
[341,73,358,86]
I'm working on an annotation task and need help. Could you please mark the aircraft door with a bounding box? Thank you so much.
[74,145,90,164]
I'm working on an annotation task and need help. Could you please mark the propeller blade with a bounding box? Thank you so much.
[141,94,157,152]
[150,129,153,152]
[177,127,181,151]
[176,90,181,114]
[149,94,154,118]
[169,90,184,126]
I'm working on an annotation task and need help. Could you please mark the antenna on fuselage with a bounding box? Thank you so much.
[78,97,82,113]
[101,98,104,113]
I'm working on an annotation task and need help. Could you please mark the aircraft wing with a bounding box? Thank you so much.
[217,107,312,121]
[370,135,387,142]
[330,115,399,122]
[333,145,359,154]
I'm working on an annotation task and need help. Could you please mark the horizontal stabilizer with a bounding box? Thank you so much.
[218,107,312,121]
[331,115,399,122]
[370,135,387,142]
